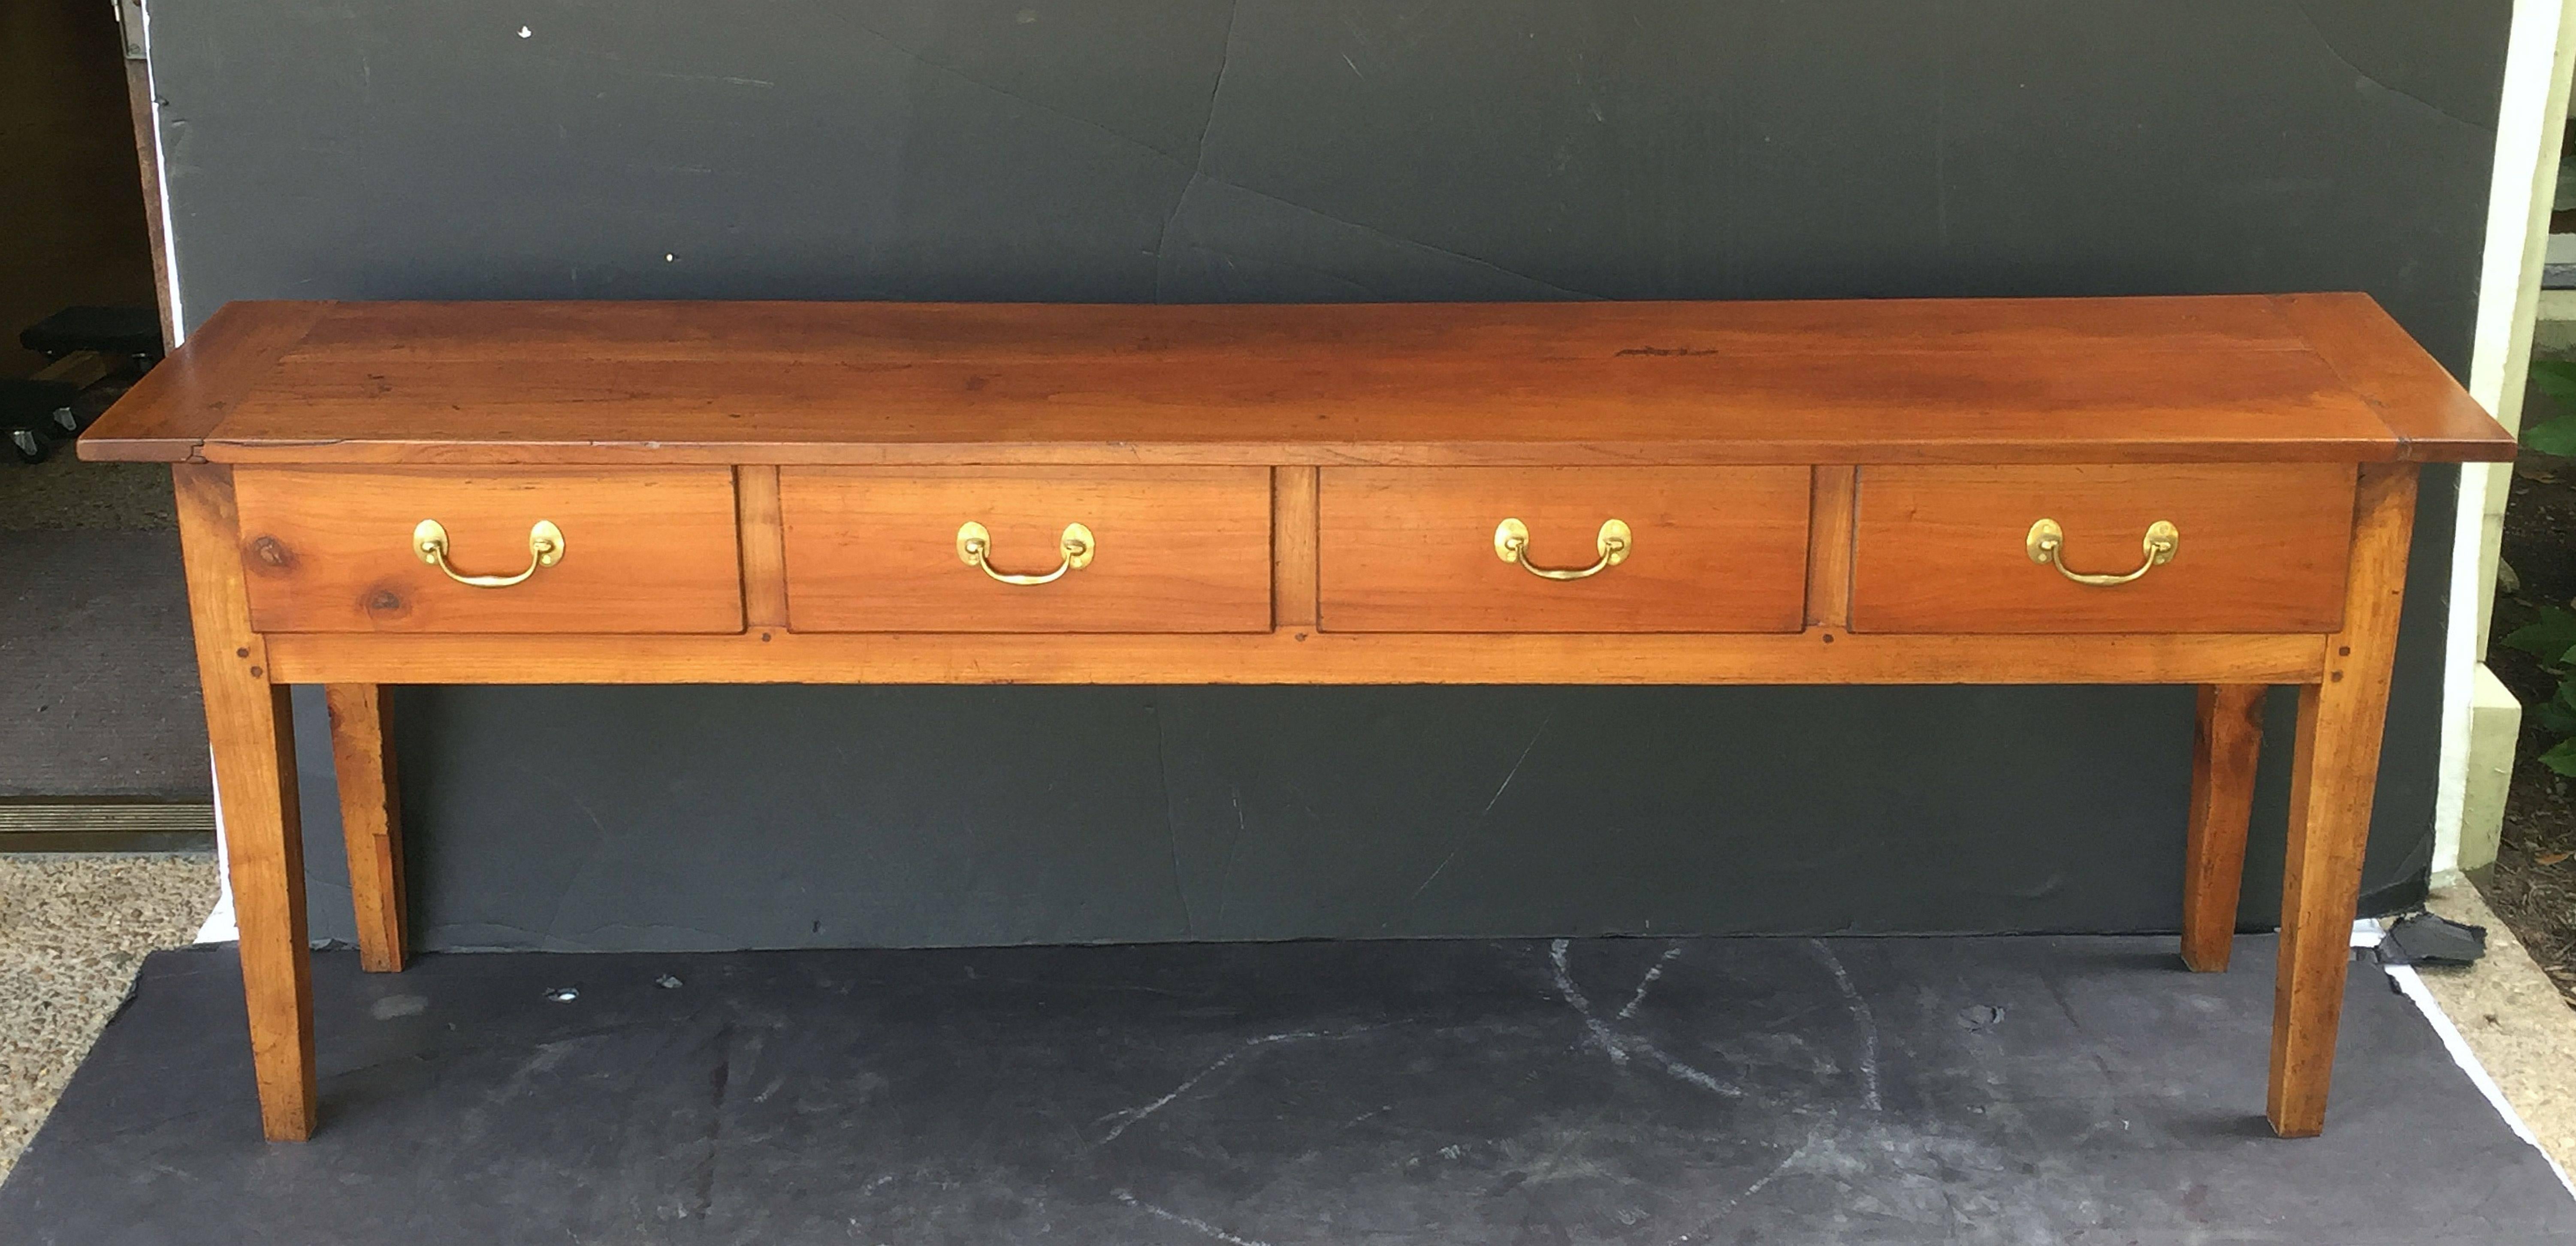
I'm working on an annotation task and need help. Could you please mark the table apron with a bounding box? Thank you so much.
[257,629,2330,687]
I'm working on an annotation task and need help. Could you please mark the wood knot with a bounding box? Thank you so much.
[365,587,408,618]
[249,536,292,568]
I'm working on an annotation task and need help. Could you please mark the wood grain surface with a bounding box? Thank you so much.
[79,297,2516,467]
[173,465,316,1140]
[233,468,745,634]
[77,302,326,462]
[780,467,1273,632]
[1318,467,1811,633]
[260,629,2329,688]
[2181,684,2267,973]
[323,684,406,974]
[2268,464,2417,1137]
[1850,464,2357,634]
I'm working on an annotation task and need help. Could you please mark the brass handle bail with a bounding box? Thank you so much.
[413,518,565,588]
[957,521,1095,585]
[1493,517,1631,581]
[2025,518,2177,586]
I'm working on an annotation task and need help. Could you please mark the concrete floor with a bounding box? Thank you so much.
[0,528,208,800]
[0,454,172,531]
[0,392,204,803]
[2420,878,2576,1174]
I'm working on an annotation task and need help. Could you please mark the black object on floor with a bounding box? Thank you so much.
[0,379,82,464]
[2380,911,2490,967]
[18,306,163,363]
[5,937,2571,1244]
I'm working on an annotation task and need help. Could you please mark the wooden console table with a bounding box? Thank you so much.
[81,295,2512,1141]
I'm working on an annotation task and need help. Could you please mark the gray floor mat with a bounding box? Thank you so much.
[3,936,2571,1243]
[0,528,208,799]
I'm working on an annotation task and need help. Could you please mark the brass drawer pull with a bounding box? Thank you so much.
[412,518,564,588]
[1494,517,1631,581]
[2025,517,2177,586]
[957,520,1095,585]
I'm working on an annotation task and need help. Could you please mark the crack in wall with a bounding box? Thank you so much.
[2286,0,2494,133]
[1152,0,1246,299]
[1393,712,1555,925]
[1145,700,1195,935]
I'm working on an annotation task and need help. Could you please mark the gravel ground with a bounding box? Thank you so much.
[2482,447,2576,1008]
[0,853,216,1183]
[2419,879,2576,1179]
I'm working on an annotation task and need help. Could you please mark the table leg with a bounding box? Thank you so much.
[325,684,406,973]
[175,465,317,1141]
[2267,464,2415,1138]
[2181,684,2265,971]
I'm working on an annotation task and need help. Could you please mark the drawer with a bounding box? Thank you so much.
[1849,464,2356,634]
[233,468,745,633]
[779,468,1272,632]
[1317,468,1811,632]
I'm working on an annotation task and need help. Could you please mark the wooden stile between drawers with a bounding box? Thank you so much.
[1805,466,1858,628]
[735,466,791,628]
[1273,466,1321,630]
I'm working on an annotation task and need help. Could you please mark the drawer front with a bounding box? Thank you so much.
[1317,468,1811,633]
[234,468,745,634]
[780,468,1273,632]
[1850,464,2356,634]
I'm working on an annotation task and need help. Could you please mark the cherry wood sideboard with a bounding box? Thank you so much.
[80,295,2514,1142]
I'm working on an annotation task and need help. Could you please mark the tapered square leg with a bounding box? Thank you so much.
[326,684,407,973]
[2268,464,2415,1138]
[176,465,317,1141]
[2181,684,2265,971]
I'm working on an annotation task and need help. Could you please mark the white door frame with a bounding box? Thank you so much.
[2436,0,2576,874]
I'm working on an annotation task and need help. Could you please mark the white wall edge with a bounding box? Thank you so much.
[139,0,184,341]
[197,745,238,944]
[139,3,222,945]
[2438,0,2572,875]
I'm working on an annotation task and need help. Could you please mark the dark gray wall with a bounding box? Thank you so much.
[152,0,2509,948]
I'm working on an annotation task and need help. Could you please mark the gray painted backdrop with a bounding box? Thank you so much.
[150,0,2508,948]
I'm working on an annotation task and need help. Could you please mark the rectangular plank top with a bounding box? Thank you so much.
[79,293,2514,467]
